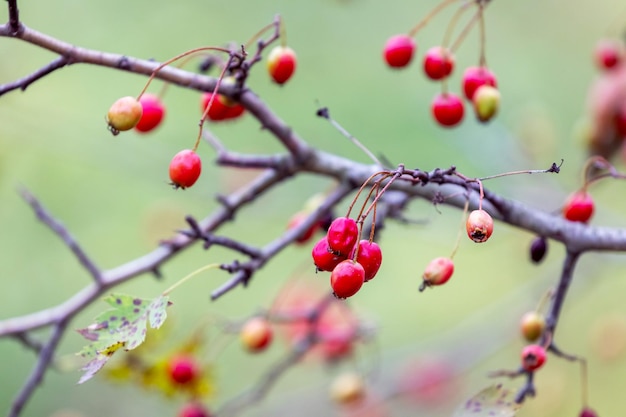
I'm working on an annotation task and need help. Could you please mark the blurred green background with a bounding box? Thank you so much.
[2,0,626,416]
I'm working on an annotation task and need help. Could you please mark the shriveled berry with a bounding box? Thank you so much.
[562,190,594,223]
[466,209,494,243]
[462,66,497,100]
[178,402,212,417]
[383,34,416,68]
[106,96,143,134]
[169,149,202,189]
[472,85,500,123]
[521,344,547,372]
[330,372,366,405]
[355,240,383,281]
[330,260,365,299]
[135,93,165,133]
[267,45,297,84]
[431,92,464,127]
[167,354,200,385]
[420,257,454,291]
[240,317,273,353]
[594,39,624,71]
[520,311,546,342]
[423,46,454,80]
[312,237,347,272]
[326,217,359,256]
[529,236,548,264]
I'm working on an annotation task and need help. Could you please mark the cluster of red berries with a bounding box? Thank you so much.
[311,217,382,299]
[382,34,500,127]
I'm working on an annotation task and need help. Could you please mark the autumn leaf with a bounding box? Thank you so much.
[453,384,522,417]
[76,293,170,384]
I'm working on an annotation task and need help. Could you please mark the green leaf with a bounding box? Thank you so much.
[453,384,522,417]
[76,293,170,384]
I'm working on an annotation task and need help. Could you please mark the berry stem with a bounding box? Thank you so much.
[162,263,221,296]
[535,288,554,314]
[359,171,402,224]
[581,155,626,189]
[346,171,391,218]
[580,357,589,409]
[441,0,473,49]
[244,17,280,50]
[449,2,490,55]
[477,160,564,181]
[477,2,487,67]
[157,53,214,98]
[449,199,470,259]
[408,0,464,38]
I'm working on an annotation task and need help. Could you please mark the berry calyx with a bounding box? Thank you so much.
[472,85,500,123]
[579,407,598,417]
[594,39,624,71]
[169,149,202,189]
[240,317,273,353]
[312,237,347,272]
[423,46,454,80]
[330,372,366,405]
[135,93,165,133]
[355,240,383,282]
[167,354,200,385]
[267,45,297,85]
[326,217,359,256]
[520,311,546,342]
[466,209,494,243]
[178,402,212,417]
[420,257,454,291]
[462,66,498,100]
[529,236,548,264]
[521,344,547,372]
[383,34,416,68]
[330,260,365,299]
[201,92,245,121]
[562,190,594,223]
[106,96,143,134]
[431,92,464,127]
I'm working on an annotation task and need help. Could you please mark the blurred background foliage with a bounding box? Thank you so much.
[1,0,626,416]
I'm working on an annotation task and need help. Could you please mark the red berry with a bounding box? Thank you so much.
[420,257,454,291]
[529,236,548,264]
[521,344,546,372]
[594,39,624,71]
[462,66,497,100]
[106,96,143,134]
[287,211,320,244]
[330,260,365,299]
[267,45,297,85]
[579,407,598,417]
[169,149,202,189]
[520,311,546,342]
[383,34,416,68]
[355,240,383,281]
[312,237,347,272]
[466,209,494,243]
[431,93,464,127]
[134,93,165,133]
[167,354,200,385]
[562,190,594,223]
[201,92,245,121]
[318,325,354,362]
[240,317,273,353]
[423,46,454,80]
[178,402,212,417]
[326,217,359,256]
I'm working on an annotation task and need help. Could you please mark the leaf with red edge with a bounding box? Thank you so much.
[453,384,522,416]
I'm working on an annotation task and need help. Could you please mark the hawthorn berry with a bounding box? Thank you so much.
[594,39,624,71]
[167,354,200,385]
[287,211,320,244]
[355,240,383,281]
[240,317,273,353]
[529,236,548,264]
[326,217,359,256]
[178,402,212,417]
[420,257,454,291]
[383,34,416,68]
[267,45,297,84]
[431,92,464,127]
[134,93,165,133]
[169,149,202,189]
[579,407,598,417]
[330,260,365,299]
[201,92,245,121]
[106,96,143,134]
[562,190,594,223]
[312,237,347,272]
[521,344,547,372]
[472,85,500,123]
[318,325,354,362]
[520,311,546,342]
[330,372,366,405]
[423,46,454,80]
[461,66,497,100]
[466,209,494,243]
